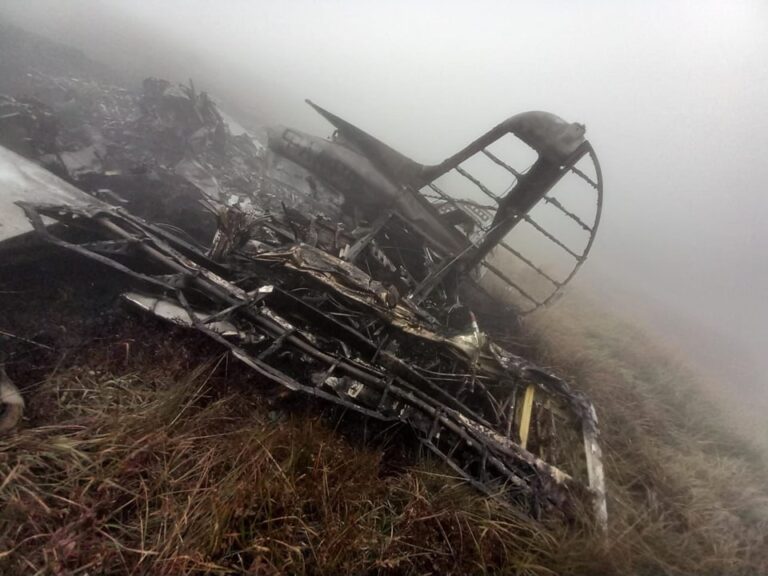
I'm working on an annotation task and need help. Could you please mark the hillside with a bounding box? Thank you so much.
[1,254,766,574]
[0,21,121,96]
[1,20,767,576]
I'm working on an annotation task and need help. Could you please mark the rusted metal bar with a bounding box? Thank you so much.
[455,166,501,202]
[479,261,541,307]
[498,241,561,288]
[519,385,536,450]
[427,182,480,222]
[515,212,583,261]
[257,328,295,360]
[200,296,266,325]
[570,165,598,189]
[20,202,605,525]
[481,148,522,179]
[342,210,393,262]
[542,196,593,232]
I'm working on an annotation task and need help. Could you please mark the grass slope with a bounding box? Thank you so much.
[1,293,767,575]
[528,295,768,574]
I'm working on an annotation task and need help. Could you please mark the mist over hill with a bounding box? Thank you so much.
[3,0,765,439]
[1,5,767,573]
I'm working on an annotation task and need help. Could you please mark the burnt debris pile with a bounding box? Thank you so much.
[0,72,606,527]
[1,75,269,241]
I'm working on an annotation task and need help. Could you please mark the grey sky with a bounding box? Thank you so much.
[2,0,767,419]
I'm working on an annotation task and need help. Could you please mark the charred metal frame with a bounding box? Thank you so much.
[17,201,607,527]
[1,78,610,530]
[269,102,603,314]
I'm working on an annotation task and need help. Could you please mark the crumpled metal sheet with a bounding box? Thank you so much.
[0,71,606,526]
[269,101,603,316]
[247,243,585,397]
[0,144,99,246]
[122,292,244,338]
[17,202,607,527]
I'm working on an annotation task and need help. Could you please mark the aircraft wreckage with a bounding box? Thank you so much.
[0,78,606,527]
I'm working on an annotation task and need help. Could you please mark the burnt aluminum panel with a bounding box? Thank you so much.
[0,145,99,247]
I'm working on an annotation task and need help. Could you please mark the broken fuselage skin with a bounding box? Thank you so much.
[265,103,606,526]
[1,93,607,527]
[267,101,603,312]
[17,199,607,528]
[267,125,468,256]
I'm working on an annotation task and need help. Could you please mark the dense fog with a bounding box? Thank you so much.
[2,0,766,435]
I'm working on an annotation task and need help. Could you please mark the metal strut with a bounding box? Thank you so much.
[18,201,606,526]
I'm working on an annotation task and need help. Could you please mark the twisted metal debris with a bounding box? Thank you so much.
[18,200,605,526]
[1,75,607,526]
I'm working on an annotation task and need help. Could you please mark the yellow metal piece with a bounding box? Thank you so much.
[519,384,535,450]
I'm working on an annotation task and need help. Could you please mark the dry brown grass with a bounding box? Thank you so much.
[0,327,608,575]
[527,293,768,575]
[2,291,767,574]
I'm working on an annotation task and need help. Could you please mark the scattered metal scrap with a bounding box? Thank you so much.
[1,77,607,527]
[0,365,24,434]
[268,101,603,314]
[17,199,605,526]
